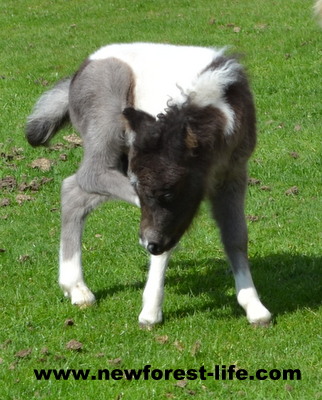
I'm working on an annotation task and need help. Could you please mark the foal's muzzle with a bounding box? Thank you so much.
[140,236,176,256]
[146,242,163,256]
[139,237,164,255]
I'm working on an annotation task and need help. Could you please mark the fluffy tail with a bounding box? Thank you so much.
[26,78,71,146]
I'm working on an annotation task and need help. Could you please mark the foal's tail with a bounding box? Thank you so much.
[26,78,71,146]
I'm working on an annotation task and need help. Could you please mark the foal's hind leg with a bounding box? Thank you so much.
[210,172,271,325]
[59,174,109,306]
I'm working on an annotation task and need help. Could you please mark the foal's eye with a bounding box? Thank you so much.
[159,192,174,205]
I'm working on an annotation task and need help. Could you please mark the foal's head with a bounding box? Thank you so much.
[123,105,225,255]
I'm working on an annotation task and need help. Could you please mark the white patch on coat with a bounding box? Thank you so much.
[90,43,237,134]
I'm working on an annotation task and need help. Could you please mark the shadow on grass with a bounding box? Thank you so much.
[166,253,321,323]
[95,252,321,322]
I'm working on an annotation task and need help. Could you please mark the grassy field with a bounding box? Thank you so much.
[0,0,321,399]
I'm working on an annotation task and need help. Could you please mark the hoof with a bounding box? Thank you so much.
[62,283,96,307]
[246,301,272,326]
[138,309,163,328]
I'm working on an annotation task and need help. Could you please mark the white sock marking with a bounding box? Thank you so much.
[59,250,95,306]
[235,269,271,324]
[139,251,171,326]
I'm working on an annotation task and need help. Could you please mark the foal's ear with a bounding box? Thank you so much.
[123,107,156,132]
[183,105,225,155]
[184,125,199,150]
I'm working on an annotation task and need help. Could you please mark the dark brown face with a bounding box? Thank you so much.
[123,105,221,255]
[131,158,204,255]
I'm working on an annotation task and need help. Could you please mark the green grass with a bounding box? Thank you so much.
[0,0,321,399]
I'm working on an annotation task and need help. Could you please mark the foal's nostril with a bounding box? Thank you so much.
[147,242,161,255]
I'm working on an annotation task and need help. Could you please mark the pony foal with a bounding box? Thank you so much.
[26,42,271,326]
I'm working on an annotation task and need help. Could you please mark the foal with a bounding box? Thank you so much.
[26,43,271,326]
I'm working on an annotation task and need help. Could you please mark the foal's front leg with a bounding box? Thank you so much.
[59,174,108,306]
[139,251,172,327]
[211,175,271,325]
